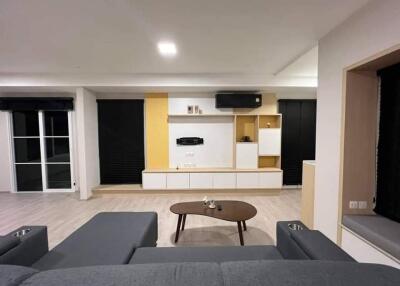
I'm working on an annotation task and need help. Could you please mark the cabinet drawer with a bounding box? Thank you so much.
[167,173,190,189]
[258,172,282,189]
[142,173,166,189]
[190,173,213,189]
[236,173,259,189]
[213,173,236,189]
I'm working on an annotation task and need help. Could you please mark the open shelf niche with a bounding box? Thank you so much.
[259,115,281,129]
[259,156,280,168]
[235,115,258,143]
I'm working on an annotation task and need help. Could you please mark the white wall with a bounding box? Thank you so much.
[0,112,12,192]
[169,116,234,168]
[76,88,100,200]
[316,0,400,241]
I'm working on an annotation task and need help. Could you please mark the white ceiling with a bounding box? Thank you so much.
[0,0,369,90]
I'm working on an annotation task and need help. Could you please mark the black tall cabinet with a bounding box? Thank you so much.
[278,100,317,185]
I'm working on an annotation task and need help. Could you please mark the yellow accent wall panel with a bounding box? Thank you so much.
[145,93,169,169]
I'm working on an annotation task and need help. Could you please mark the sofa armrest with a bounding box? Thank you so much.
[276,221,355,261]
[0,226,49,266]
[291,230,355,262]
[276,221,310,259]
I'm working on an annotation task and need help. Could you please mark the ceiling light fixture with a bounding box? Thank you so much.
[157,41,177,57]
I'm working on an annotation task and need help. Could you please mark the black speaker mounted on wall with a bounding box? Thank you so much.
[176,137,204,145]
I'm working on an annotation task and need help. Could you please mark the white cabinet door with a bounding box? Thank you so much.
[190,173,213,189]
[236,172,259,189]
[259,129,281,156]
[213,173,236,189]
[236,143,258,169]
[142,173,166,189]
[167,173,189,189]
[258,172,282,189]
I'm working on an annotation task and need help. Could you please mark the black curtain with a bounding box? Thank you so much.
[0,97,73,110]
[279,100,316,185]
[375,63,400,222]
[97,100,145,184]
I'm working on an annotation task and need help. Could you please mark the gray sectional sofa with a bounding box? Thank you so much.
[1,212,400,286]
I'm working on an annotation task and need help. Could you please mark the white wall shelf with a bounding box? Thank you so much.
[143,167,282,173]
[168,114,234,117]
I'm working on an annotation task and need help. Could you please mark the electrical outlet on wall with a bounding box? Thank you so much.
[349,201,358,209]
[185,152,194,157]
[358,201,368,209]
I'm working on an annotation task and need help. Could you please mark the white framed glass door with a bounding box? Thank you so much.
[11,110,75,192]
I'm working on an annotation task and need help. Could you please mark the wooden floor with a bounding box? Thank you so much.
[0,190,300,249]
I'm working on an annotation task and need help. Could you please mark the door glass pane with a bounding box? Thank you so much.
[14,138,41,163]
[44,111,69,136]
[15,164,42,191]
[45,138,70,162]
[46,164,71,189]
[13,111,39,136]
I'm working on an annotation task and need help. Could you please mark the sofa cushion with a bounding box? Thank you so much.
[0,236,20,256]
[343,214,400,260]
[290,230,355,261]
[0,265,38,286]
[130,246,283,264]
[221,260,400,286]
[20,263,223,286]
[32,212,157,270]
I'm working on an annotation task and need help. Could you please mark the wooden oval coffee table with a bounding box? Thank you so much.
[170,200,257,246]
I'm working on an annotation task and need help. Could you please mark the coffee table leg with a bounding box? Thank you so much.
[181,214,187,231]
[237,221,244,246]
[242,221,247,231]
[175,214,183,243]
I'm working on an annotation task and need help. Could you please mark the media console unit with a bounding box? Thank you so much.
[142,168,282,190]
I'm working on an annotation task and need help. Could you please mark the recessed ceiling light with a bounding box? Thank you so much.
[157,41,177,57]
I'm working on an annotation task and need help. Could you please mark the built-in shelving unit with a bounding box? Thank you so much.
[143,112,283,190]
[234,114,281,169]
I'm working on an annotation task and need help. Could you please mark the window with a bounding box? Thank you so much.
[11,111,74,192]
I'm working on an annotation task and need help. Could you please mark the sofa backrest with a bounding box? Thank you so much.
[221,260,400,286]
[0,265,38,286]
[0,236,20,256]
[2,260,399,286]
